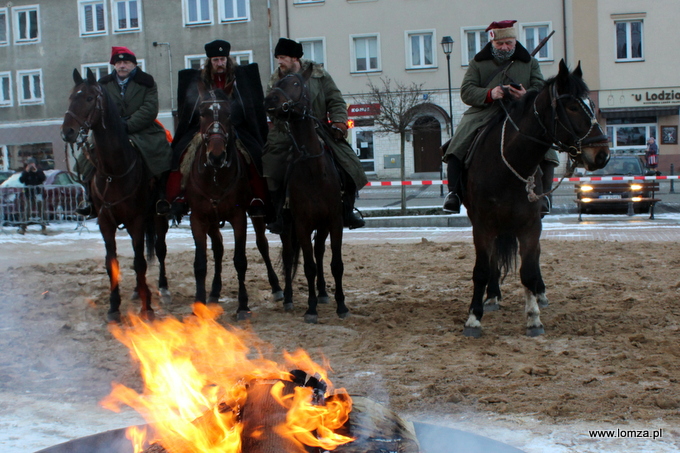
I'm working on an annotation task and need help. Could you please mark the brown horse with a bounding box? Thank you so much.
[264,68,348,324]
[462,60,610,337]
[61,69,169,323]
[184,85,282,320]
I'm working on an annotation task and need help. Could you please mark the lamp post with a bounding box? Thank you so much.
[440,36,454,132]
[440,36,454,196]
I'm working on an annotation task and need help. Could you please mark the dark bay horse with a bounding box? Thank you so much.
[61,69,169,323]
[462,60,610,337]
[184,85,282,320]
[264,67,348,324]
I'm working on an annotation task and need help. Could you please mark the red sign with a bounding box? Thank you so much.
[348,103,380,117]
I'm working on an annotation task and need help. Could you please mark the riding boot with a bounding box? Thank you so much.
[341,177,365,229]
[246,163,268,218]
[76,183,96,219]
[443,157,463,214]
[539,161,556,216]
[266,188,286,235]
[156,172,171,216]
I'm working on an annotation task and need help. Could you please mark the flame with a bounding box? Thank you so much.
[101,303,354,452]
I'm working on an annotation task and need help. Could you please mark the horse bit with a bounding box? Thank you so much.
[201,90,232,169]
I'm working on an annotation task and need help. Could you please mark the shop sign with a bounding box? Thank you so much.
[348,103,380,117]
[599,87,680,108]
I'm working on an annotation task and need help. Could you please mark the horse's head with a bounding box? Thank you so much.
[537,60,610,171]
[197,82,233,167]
[61,68,104,146]
[264,64,313,122]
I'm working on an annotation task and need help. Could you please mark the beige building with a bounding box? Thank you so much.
[1,0,678,177]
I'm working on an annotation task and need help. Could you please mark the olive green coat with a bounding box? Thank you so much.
[444,42,558,165]
[262,60,368,191]
[99,69,171,177]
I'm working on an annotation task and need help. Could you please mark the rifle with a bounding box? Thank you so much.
[530,30,555,57]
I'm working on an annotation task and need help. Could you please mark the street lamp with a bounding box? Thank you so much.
[440,36,454,133]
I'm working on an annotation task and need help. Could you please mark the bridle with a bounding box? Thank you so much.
[64,83,105,148]
[200,90,232,169]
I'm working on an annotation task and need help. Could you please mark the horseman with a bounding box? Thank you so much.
[263,38,368,234]
[442,20,558,215]
[166,39,270,219]
[75,46,172,218]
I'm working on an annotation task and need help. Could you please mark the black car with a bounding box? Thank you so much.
[574,155,660,215]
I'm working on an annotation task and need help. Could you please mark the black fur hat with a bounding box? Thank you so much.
[274,38,303,58]
[205,40,231,58]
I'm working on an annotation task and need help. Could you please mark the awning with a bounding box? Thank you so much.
[599,106,679,119]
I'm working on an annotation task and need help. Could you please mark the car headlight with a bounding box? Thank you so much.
[632,197,642,202]
[580,185,593,192]
[630,184,643,191]
[581,198,593,203]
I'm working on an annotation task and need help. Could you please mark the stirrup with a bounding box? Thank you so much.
[442,192,461,214]
[344,208,365,229]
[76,201,93,217]
[156,199,171,215]
[266,217,284,235]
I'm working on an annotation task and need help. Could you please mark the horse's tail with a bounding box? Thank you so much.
[145,213,156,262]
[277,230,301,279]
[494,233,518,282]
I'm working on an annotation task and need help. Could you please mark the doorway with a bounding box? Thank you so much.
[412,116,442,173]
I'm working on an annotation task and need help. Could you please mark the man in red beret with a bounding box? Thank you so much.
[262,38,368,233]
[442,20,556,215]
[76,46,172,217]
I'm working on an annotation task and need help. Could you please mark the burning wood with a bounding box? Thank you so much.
[103,304,420,453]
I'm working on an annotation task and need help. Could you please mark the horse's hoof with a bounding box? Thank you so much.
[538,294,549,308]
[338,311,350,319]
[140,309,155,322]
[463,326,482,338]
[304,314,318,324]
[208,296,220,303]
[131,290,140,301]
[272,290,284,301]
[236,311,252,321]
[483,302,500,312]
[159,287,171,297]
[106,311,122,324]
[526,326,545,337]
[318,296,330,304]
[283,302,294,312]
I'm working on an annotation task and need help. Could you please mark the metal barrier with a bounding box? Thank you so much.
[0,184,85,227]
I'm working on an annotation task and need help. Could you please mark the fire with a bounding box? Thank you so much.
[100,303,354,452]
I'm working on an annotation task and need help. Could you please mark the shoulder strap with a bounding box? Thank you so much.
[481,60,514,88]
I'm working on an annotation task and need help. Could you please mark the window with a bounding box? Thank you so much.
[219,0,249,22]
[0,8,8,46]
[17,69,43,105]
[300,39,325,66]
[606,118,655,152]
[113,0,141,33]
[185,0,213,25]
[294,0,324,4]
[522,23,551,61]
[461,27,488,65]
[407,31,435,69]
[231,51,253,65]
[79,1,107,36]
[82,63,110,81]
[352,34,380,73]
[13,5,40,44]
[0,72,12,107]
[616,20,643,61]
[185,55,205,70]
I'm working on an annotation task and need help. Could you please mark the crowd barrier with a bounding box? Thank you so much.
[0,184,85,227]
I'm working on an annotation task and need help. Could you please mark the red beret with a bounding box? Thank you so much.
[110,46,137,65]
[485,20,517,32]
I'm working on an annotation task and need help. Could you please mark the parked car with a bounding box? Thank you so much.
[574,155,659,215]
[0,170,14,185]
[0,169,85,223]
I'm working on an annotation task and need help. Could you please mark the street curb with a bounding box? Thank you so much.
[365,215,471,228]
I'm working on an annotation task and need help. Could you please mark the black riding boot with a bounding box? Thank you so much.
[539,161,556,216]
[266,188,286,235]
[76,183,96,219]
[443,157,463,214]
[341,176,365,229]
[156,172,171,216]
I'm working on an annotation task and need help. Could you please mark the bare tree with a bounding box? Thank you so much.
[363,77,433,214]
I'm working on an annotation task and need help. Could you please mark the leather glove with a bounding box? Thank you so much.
[331,122,348,140]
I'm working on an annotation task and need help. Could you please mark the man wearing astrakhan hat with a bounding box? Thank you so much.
[441,20,556,215]
[75,45,171,217]
[262,37,368,233]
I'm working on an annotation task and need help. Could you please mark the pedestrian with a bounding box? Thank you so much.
[646,136,659,175]
[263,37,368,234]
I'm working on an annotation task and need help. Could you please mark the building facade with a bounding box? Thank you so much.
[1,0,678,177]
